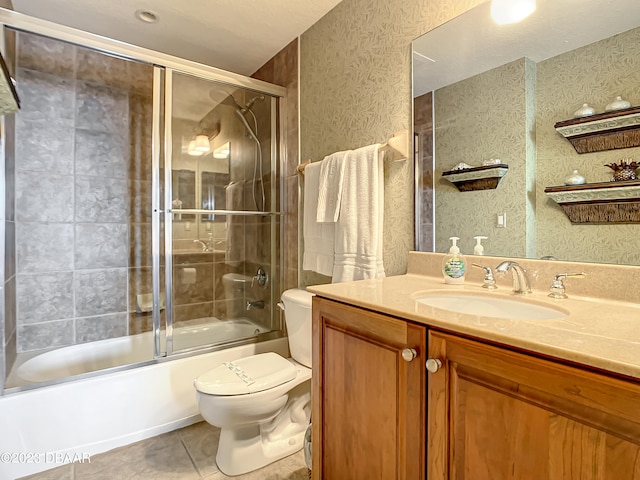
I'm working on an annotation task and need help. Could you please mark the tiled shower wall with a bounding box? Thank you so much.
[252,38,299,293]
[12,31,153,353]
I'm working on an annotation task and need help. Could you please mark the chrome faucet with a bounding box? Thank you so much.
[193,239,210,252]
[495,261,532,294]
[193,233,216,252]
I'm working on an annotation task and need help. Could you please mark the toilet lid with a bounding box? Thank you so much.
[194,352,297,395]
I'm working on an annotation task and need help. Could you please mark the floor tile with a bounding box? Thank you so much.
[19,464,73,480]
[73,431,199,480]
[177,422,221,477]
[19,422,308,480]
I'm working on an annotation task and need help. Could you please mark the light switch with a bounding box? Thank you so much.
[497,213,506,228]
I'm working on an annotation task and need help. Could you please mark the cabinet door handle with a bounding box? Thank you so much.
[401,348,417,362]
[426,358,442,373]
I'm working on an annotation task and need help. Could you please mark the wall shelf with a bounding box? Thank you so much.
[441,164,508,192]
[554,106,640,154]
[544,180,640,223]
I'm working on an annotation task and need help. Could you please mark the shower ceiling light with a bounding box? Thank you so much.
[193,135,211,153]
[491,0,535,24]
[135,9,159,24]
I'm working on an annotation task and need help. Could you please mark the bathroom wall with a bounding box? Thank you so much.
[433,58,536,258]
[252,38,299,293]
[12,31,154,352]
[299,0,484,285]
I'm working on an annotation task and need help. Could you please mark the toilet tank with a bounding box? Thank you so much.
[281,289,314,368]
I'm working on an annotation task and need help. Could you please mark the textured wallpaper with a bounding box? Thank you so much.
[536,26,640,265]
[434,59,536,258]
[299,0,483,284]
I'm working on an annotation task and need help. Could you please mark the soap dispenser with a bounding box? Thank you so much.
[442,236,467,285]
[473,236,488,255]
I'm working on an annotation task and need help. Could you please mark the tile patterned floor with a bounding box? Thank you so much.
[19,422,309,480]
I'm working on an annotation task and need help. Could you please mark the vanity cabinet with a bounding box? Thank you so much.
[428,330,640,480]
[311,297,427,480]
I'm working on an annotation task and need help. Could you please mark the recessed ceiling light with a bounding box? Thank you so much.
[135,9,159,24]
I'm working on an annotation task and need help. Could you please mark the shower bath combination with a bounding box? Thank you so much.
[2,19,284,394]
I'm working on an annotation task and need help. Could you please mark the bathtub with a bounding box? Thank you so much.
[14,318,269,384]
[0,320,288,479]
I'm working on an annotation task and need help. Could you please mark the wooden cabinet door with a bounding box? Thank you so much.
[428,330,640,480]
[312,297,427,480]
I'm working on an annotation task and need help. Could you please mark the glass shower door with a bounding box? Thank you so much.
[163,70,279,354]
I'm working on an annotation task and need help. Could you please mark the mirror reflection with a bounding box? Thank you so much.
[413,0,640,266]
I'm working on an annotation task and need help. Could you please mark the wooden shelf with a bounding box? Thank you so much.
[554,106,640,154]
[544,180,640,223]
[441,164,508,192]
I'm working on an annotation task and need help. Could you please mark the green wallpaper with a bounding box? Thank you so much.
[299,0,483,283]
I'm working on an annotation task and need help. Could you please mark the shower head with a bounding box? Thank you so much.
[243,95,265,112]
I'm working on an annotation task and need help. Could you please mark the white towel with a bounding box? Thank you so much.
[317,150,349,222]
[302,161,335,276]
[332,144,385,283]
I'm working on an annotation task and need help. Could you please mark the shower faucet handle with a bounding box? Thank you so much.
[252,267,268,288]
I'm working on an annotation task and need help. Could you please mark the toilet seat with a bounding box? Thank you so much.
[195,352,297,395]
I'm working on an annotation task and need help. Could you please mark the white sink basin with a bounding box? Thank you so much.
[413,291,567,320]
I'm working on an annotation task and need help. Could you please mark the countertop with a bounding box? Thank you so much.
[307,273,640,380]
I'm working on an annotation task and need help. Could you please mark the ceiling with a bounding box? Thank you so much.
[11,0,343,76]
[413,0,640,96]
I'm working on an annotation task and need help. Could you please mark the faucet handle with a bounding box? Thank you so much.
[251,267,268,288]
[472,263,498,289]
[549,272,586,299]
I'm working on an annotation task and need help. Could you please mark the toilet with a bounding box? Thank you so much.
[194,288,314,476]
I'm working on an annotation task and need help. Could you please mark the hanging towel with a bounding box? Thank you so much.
[302,161,335,276]
[316,150,349,222]
[332,144,385,283]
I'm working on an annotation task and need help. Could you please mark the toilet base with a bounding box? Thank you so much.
[215,383,311,476]
[216,423,307,476]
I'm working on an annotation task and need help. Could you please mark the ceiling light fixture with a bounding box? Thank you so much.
[193,135,211,153]
[187,140,204,157]
[135,9,159,24]
[490,0,536,25]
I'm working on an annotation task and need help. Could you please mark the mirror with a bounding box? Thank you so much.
[171,169,196,220]
[413,0,640,266]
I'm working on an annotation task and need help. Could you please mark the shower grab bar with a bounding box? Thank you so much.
[167,208,283,216]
